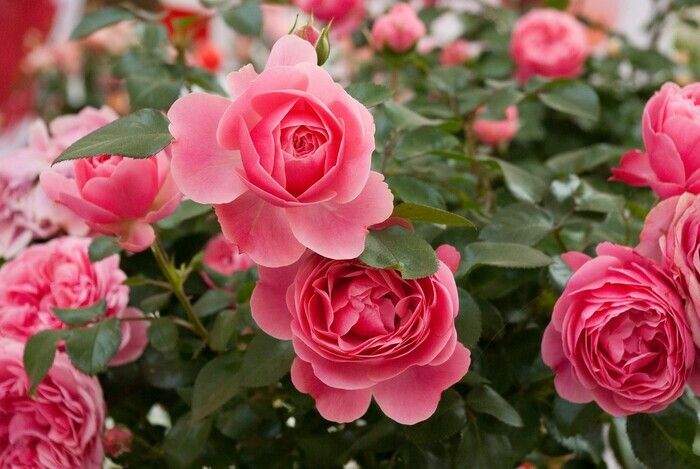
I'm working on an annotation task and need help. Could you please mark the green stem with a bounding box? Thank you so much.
[151,238,208,340]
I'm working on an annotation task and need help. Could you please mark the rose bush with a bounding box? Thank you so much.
[5,0,700,468]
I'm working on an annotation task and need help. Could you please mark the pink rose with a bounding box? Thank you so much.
[510,8,589,83]
[473,105,519,146]
[202,233,255,287]
[250,248,471,424]
[371,4,427,54]
[612,83,700,199]
[0,338,105,467]
[440,39,471,66]
[0,237,148,366]
[638,193,700,353]
[167,35,393,267]
[42,149,182,253]
[292,0,365,36]
[542,243,699,415]
[295,24,321,46]
[103,426,132,458]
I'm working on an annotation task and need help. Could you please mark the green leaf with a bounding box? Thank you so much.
[191,352,241,420]
[54,109,173,163]
[239,334,295,387]
[490,158,547,204]
[392,127,460,160]
[216,403,258,439]
[53,300,106,327]
[405,390,467,443]
[209,309,237,352]
[157,199,212,229]
[546,143,624,175]
[463,242,552,273]
[466,386,523,427]
[392,203,473,227]
[360,226,439,280]
[480,203,554,246]
[187,67,227,95]
[481,86,524,119]
[163,413,214,469]
[148,317,179,352]
[88,236,120,262]
[193,290,235,318]
[70,7,134,40]
[23,330,63,395]
[126,69,183,111]
[222,0,262,36]
[389,175,446,208]
[383,101,443,130]
[456,288,482,348]
[539,80,600,122]
[455,427,514,469]
[64,318,122,375]
[627,404,700,469]
[346,83,393,108]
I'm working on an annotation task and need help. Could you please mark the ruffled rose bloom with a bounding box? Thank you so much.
[250,247,471,424]
[612,83,700,199]
[638,193,700,352]
[371,4,427,54]
[542,243,699,416]
[292,0,365,36]
[440,39,471,66]
[0,237,148,366]
[0,338,105,467]
[167,35,393,267]
[202,233,255,287]
[473,105,519,146]
[510,8,589,83]
[42,148,182,253]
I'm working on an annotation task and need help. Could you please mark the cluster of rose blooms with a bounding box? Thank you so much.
[0,1,636,465]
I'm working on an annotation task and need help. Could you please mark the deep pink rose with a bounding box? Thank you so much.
[473,105,519,146]
[0,338,105,468]
[638,193,700,355]
[42,150,182,253]
[612,83,700,199]
[542,243,699,416]
[371,4,427,54]
[202,233,255,287]
[0,237,148,366]
[295,24,321,46]
[167,35,393,267]
[510,8,588,83]
[103,426,132,458]
[250,247,471,424]
[292,0,365,36]
[440,39,471,66]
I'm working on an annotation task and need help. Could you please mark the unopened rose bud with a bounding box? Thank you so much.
[103,426,133,458]
[315,23,332,66]
[295,24,320,45]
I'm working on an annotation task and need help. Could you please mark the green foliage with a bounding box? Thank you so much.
[221,0,263,36]
[360,226,439,279]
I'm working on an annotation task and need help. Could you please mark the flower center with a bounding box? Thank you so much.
[281,126,327,159]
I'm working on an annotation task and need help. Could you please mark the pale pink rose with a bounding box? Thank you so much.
[251,247,471,424]
[568,0,620,46]
[0,338,105,468]
[83,21,135,55]
[612,83,700,199]
[542,243,699,416]
[510,8,589,83]
[0,117,92,259]
[638,194,700,358]
[41,149,182,253]
[202,233,255,287]
[262,4,300,43]
[440,39,471,66]
[0,237,148,366]
[473,105,519,146]
[167,35,393,267]
[292,0,365,36]
[372,4,427,54]
[103,426,132,458]
[23,41,84,76]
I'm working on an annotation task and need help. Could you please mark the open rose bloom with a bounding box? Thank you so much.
[473,105,520,146]
[612,83,700,199]
[510,8,589,83]
[251,248,470,424]
[0,237,147,366]
[168,35,393,267]
[371,3,427,54]
[0,338,105,467]
[542,243,700,415]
